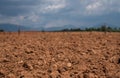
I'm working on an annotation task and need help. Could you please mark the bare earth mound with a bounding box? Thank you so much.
[0,32,120,78]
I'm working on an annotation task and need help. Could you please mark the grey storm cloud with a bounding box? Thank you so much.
[0,0,42,16]
[0,0,120,28]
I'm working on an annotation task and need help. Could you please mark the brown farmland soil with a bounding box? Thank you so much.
[0,32,120,78]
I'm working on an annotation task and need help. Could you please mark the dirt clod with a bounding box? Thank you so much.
[7,73,16,78]
[118,58,120,64]
[22,62,33,70]
[67,63,72,67]
[0,72,5,78]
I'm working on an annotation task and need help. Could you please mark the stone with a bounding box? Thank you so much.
[67,63,72,67]
[7,73,16,78]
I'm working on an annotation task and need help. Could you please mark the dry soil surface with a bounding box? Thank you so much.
[0,32,120,78]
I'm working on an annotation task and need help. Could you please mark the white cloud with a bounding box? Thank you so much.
[36,0,67,13]
[85,0,120,15]
[44,4,65,11]
[86,1,105,15]
[19,16,25,20]
[27,13,39,22]
[86,1,102,11]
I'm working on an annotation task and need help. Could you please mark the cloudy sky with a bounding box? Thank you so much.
[0,0,120,29]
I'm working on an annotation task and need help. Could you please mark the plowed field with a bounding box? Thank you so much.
[0,32,120,78]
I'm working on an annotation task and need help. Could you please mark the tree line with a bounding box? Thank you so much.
[0,29,4,32]
[0,25,120,32]
[61,25,120,32]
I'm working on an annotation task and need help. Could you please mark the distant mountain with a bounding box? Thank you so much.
[92,23,120,28]
[44,25,80,31]
[0,23,119,32]
[44,24,120,31]
[0,23,31,32]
